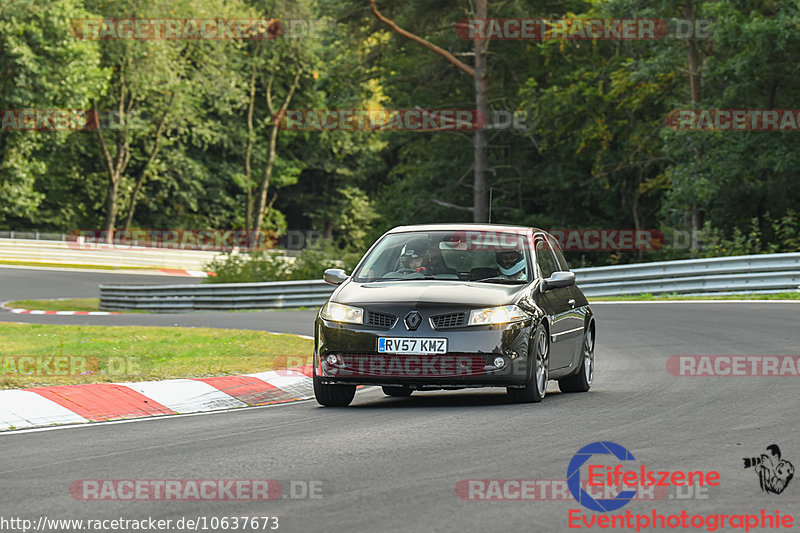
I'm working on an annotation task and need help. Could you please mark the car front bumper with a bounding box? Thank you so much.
[314,312,535,389]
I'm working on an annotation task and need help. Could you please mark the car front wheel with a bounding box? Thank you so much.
[313,374,356,407]
[558,324,594,393]
[507,323,549,403]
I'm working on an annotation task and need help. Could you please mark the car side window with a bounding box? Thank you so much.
[534,236,558,279]
[548,236,570,272]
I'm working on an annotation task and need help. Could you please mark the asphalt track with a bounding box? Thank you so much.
[1,267,799,532]
[0,266,203,301]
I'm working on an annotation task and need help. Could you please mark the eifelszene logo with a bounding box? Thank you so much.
[567,441,721,512]
[743,444,794,494]
[568,441,638,512]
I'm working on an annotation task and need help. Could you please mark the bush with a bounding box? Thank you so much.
[204,240,361,283]
[699,211,800,258]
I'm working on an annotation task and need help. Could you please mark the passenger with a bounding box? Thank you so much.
[495,249,527,280]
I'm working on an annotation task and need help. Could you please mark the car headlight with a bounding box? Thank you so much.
[468,305,527,326]
[321,302,364,324]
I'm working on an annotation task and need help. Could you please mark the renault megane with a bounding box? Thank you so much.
[313,224,595,407]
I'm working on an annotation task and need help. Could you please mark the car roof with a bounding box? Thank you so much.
[387,223,543,234]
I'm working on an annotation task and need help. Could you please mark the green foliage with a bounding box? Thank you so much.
[3,0,800,268]
[205,240,361,283]
[205,250,291,284]
[0,0,109,226]
[287,240,361,280]
[698,211,800,257]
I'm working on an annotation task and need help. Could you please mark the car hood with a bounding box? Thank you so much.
[333,280,526,308]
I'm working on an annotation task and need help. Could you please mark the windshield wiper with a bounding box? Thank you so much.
[360,275,455,282]
[358,277,423,282]
[472,277,527,285]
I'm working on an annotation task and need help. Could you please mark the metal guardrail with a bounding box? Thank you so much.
[573,252,800,297]
[0,231,68,241]
[99,252,800,311]
[100,280,336,311]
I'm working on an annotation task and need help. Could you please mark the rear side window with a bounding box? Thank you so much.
[534,236,558,278]
[548,236,570,272]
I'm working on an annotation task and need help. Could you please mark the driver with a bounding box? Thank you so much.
[496,249,527,280]
[399,240,430,274]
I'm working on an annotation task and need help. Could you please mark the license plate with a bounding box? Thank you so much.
[378,338,448,355]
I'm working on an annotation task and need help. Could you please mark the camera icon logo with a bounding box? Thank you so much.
[743,444,794,495]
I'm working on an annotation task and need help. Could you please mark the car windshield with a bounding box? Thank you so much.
[352,230,530,283]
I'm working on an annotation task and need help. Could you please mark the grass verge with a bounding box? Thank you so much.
[0,323,313,389]
[589,291,800,301]
[5,298,103,312]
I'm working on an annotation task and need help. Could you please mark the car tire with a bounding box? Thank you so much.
[313,375,356,407]
[558,324,594,393]
[382,386,413,397]
[507,323,549,403]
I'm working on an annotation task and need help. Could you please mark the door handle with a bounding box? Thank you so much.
[568,298,576,308]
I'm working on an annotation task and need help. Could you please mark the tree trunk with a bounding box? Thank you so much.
[96,61,133,243]
[472,0,489,222]
[104,175,120,238]
[685,0,702,104]
[122,93,175,231]
[245,67,257,230]
[254,122,280,233]
[253,66,301,233]
[684,0,703,256]
[95,96,131,243]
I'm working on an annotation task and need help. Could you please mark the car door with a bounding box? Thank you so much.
[534,234,576,370]
[548,236,587,367]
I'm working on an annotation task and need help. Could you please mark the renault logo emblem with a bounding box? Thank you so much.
[404,311,422,331]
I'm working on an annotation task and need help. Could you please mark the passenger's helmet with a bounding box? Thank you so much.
[496,250,525,276]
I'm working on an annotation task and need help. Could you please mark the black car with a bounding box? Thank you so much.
[313,224,595,407]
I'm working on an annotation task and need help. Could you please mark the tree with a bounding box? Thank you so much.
[366,0,490,222]
[83,0,251,239]
[0,0,108,228]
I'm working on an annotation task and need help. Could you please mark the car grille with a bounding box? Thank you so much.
[366,311,397,328]
[430,312,466,329]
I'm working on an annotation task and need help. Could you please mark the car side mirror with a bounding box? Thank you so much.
[541,271,575,291]
[323,268,349,285]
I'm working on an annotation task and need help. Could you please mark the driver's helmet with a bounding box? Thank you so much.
[496,249,525,276]
[400,240,430,267]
